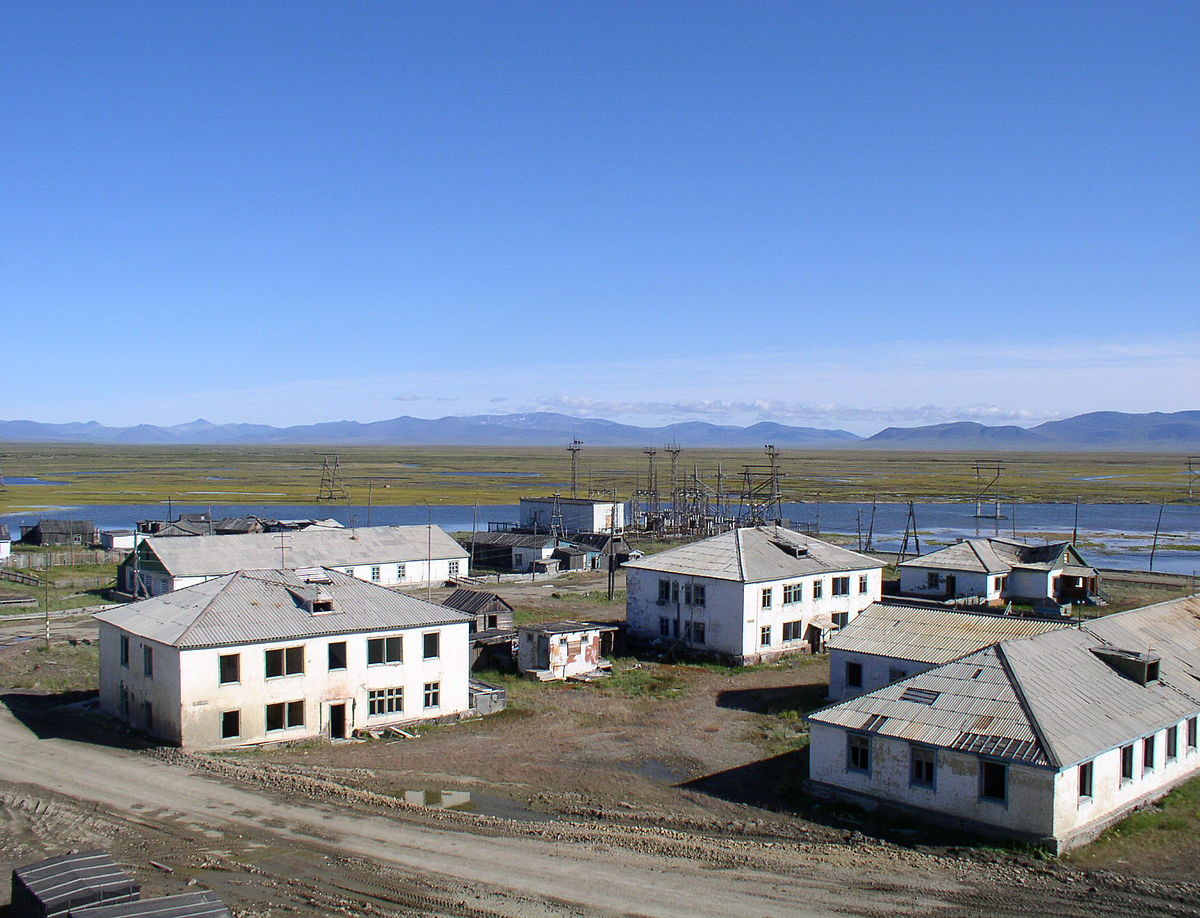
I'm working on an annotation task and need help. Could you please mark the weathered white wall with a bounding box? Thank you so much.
[517,628,606,678]
[808,723,1057,838]
[827,650,936,700]
[98,622,184,743]
[898,567,997,602]
[1006,568,1054,602]
[99,621,471,748]
[0,539,10,561]
[100,532,136,551]
[520,499,626,533]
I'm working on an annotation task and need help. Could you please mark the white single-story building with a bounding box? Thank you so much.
[807,595,1200,852]
[624,526,884,664]
[94,567,475,748]
[517,620,619,681]
[897,537,1097,606]
[0,524,10,561]
[519,496,625,534]
[100,529,137,552]
[826,601,1070,701]
[117,524,470,597]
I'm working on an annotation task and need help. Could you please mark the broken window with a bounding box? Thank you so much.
[1144,735,1156,773]
[1121,743,1135,782]
[368,636,403,664]
[813,580,824,600]
[980,760,1007,802]
[266,700,304,731]
[423,632,440,659]
[847,734,870,772]
[858,574,869,594]
[692,584,705,606]
[846,661,863,688]
[142,645,154,679]
[926,572,940,589]
[423,682,441,709]
[369,687,403,716]
[910,746,935,787]
[832,577,850,597]
[219,653,240,685]
[690,622,706,645]
[782,620,803,642]
[659,617,670,637]
[221,710,240,739]
[1078,761,1093,800]
[658,580,671,603]
[328,641,347,671]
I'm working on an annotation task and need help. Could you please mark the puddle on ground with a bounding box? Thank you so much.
[398,788,554,822]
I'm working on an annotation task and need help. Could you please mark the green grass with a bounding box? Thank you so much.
[1095,778,1200,842]
[597,659,687,698]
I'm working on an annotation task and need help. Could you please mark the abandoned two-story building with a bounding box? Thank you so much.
[624,526,883,663]
[94,567,475,748]
[807,595,1200,852]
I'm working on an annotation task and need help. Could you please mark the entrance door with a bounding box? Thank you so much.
[945,575,957,598]
[329,703,347,740]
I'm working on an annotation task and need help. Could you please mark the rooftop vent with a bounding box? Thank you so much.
[1092,647,1161,685]
[769,538,807,558]
[899,687,941,705]
[288,585,337,614]
[296,567,333,584]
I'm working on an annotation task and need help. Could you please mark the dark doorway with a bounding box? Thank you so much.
[945,574,957,598]
[329,703,346,740]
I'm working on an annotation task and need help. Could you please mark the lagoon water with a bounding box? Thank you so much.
[2,500,1197,574]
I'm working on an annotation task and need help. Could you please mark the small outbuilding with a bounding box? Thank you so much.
[100,530,137,552]
[442,588,518,670]
[11,851,139,918]
[518,620,619,681]
[20,519,99,547]
[0,523,11,560]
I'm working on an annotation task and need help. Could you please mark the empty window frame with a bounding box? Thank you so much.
[926,572,940,589]
[328,641,347,671]
[423,631,440,659]
[761,587,773,609]
[813,580,824,600]
[760,625,772,647]
[858,574,869,594]
[1143,735,1156,773]
[692,584,706,606]
[218,653,240,685]
[846,661,863,688]
[423,681,441,709]
[368,636,403,664]
[832,576,850,597]
[847,733,870,773]
[221,710,241,739]
[783,582,803,604]
[1190,717,1198,752]
[888,668,907,683]
[368,687,404,716]
[265,645,305,678]
[980,760,1008,803]
[266,700,305,731]
[1078,760,1094,801]
[689,622,706,645]
[1120,743,1135,783]
[1167,725,1179,761]
[782,620,803,642]
[658,579,671,603]
[659,616,671,637]
[142,645,154,679]
[910,745,935,787]
[119,635,129,667]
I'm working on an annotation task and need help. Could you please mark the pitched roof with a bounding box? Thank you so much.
[519,619,620,635]
[33,519,97,534]
[141,525,467,578]
[810,595,1200,769]
[463,531,559,548]
[827,602,1070,665]
[898,537,1093,575]
[94,568,473,648]
[442,588,515,615]
[622,526,884,583]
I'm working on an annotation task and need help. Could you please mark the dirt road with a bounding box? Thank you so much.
[2,701,1198,918]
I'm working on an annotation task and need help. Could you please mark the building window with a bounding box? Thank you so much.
[343,567,353,575]
[658,580,671,603]
[368,636,404,664]
[761,625,772,647]
[266,700,305,731]
[910,746,935,787]
[328,641,347,671]
[119,635,129,667]
[1078,761,1093,801]
[926,572,940,589]
[449,560,460,576]
[265,646,305,678]
[659,617,671,637]
[1143,735,1156,773]
[980,760,1007,803]
[218,653,240,685]
[692,584,705,606]
[221,710,240,739]
[142,646,154,679]
[846,661,863,688]
[423,682,441,709]
[832,577,850,597]
[1189,717,1197,751]
[368,687,404,716]
[783,582,803,604]
[889,668,907,683]
[1167,725,1179,761]
[370,565,381,582]
[782,620,803,642]
[813,580,824,600]
[761,588,773,609]
[1120,743,1135,783]
[396,563,406,580]
[847,733,870,773]
[689,622,706,645]
[858,574,869,594]
[423,631,440,659]
[143,701,153,732]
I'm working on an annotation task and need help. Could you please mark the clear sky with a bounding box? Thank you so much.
[3,2,1197,435]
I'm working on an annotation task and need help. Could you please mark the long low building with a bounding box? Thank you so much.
[807,595,1200,852]
[94,567,474,748]
[117,524,469,597]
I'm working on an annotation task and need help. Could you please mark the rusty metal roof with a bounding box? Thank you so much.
[827,601,1069,665]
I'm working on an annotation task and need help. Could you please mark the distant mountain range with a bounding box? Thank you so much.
[1,411,1197,450]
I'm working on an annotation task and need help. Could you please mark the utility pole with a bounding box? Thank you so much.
[426,502,433,601]
[1149,501,1165,572]
[367,480,374,528]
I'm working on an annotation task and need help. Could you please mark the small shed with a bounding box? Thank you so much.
[442,589,516,633]
[67,891,232,918]
[518,621,620,681]
[100,530,136,552]
[20,520,99,547]
[468,679,508,716]
[11,851,140,918]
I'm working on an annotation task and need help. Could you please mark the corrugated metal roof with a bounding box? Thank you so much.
[623,526,883,583]
[811,594,1200,770]
[898,537,1094,576]
[827,601,1069,664]
[442,588,514,615]
[143,525,467,578]
[464,532,558,548]
[69,892,232,918]
[94,568,473,648]
[14,851,138,913]
[520,620,620,635]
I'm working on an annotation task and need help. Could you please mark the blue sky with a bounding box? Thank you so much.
[2,2,1197,435]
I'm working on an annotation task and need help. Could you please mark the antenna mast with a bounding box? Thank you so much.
[567,440,583,498]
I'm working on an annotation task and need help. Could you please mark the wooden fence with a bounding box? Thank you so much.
[1,549,127,570]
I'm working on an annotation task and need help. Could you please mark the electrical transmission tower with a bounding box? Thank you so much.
[316,455,349,501]
[665,443,682,531]
[972,461,1006,519]
[738,444,785,526]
